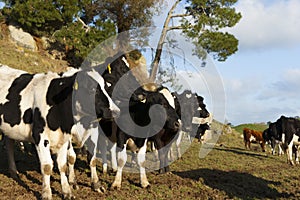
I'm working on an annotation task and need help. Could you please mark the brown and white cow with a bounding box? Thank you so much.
[243,128,266,152]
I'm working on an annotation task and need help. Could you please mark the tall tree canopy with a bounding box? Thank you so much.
[150,0,241,80]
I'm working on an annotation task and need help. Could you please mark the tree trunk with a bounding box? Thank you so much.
[149,0,180,82]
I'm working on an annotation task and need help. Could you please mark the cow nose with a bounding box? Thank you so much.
[184,126,192,132]
[112,108,120,118]
[174,121,181,129]
[205,112,210,118]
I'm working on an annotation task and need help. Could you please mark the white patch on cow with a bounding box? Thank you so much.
[185,93,192,99]
[122,57,130,68]
[71,123,90,147]
[159,88,175,109]
[197,107,202,111]
[87,69,120,115]
[192,117,208,125]
[282,133,286,143]
[61,67,79,77]
[106,82,112,87]
[292,134,300,146]
[249,135,256,142]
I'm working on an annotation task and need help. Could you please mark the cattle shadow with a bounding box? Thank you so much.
[0,141,63,199]
[173,168,291,199]
[214,145,271,159]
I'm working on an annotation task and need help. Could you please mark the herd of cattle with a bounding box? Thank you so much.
[0,50,211,199]
[244,115,300,165]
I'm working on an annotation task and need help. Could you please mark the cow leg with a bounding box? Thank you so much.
[271,139,276,155]
[110,143,117,173]
[278,143,283,155]
[286,142,294,165]
[158,147,169,174]
[137,139,150,188]
[175,131,183,158]
[5,137,19,179]
[111,143,127,189]
[294,145,299,164]
[87,130,105,193]
[56,142,74,199]
[67,141,78,190]
[98,133,108,174]
[35,140,53,200]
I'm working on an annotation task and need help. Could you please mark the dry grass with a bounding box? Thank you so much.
[0,129,300,200]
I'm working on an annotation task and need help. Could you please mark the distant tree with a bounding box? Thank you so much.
[94,0,163,49]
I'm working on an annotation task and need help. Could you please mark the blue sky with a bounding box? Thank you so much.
[152,0,300,125]
[216,0,300,125]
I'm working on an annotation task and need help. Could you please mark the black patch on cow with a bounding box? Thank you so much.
[23,108,33,124]
[46,75,76,134]
[44,140,49,147]
[32,108,46,145]
[0,74,33,127]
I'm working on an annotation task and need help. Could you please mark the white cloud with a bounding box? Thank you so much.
[222,68,300,124]
[229,0,300,50]
[258,68,300,101]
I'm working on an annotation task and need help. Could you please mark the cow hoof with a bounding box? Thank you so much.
[63,193,75,200]
[289,161,295,166]
[111,182,121,190]
[141,182,150,189]
[70,182,79,190]
[92,182,105,193]
[158,168,165,174]
[42,190,52,200]
[9,170,20,181]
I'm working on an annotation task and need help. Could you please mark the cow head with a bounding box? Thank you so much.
[101,50,150,101]
[73,69,120,121]
[262,128,271,143]
[144,87,181,133]
[173,90,198,132]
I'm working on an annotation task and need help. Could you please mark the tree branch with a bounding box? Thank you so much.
[167,26,186,31]
[171,13,190,18]
[150,0,181,81]
[76,16,90,33]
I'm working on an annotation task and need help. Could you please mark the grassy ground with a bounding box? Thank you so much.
[0,129,299,200]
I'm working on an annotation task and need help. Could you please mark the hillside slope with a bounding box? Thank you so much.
[0,22,68,73]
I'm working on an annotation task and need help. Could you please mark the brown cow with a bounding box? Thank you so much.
[243,128,266,152]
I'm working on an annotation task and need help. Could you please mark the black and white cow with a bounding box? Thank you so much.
[263,128,283,156]
[0,64,120,199]
[97,50,181,189]
[266,116,300,165]
[172,90,210,158]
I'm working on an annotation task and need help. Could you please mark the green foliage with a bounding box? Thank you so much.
[2,0,80,36]
[182,0,242,61]
[54,20,116,66]
[233,123,268,134]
